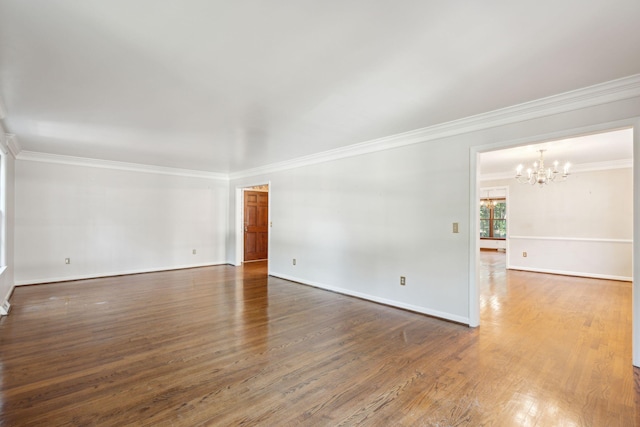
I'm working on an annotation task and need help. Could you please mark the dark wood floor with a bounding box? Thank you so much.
[0,253,637,426]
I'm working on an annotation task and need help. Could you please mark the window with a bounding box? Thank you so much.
[480,199,506,239]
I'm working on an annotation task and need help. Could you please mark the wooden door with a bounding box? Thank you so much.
[244,191,269,261]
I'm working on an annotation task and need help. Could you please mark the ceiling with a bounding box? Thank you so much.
[1,1,639,174]
[480,128,634,177]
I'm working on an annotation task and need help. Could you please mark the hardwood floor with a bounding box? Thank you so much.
[0,254,637,426]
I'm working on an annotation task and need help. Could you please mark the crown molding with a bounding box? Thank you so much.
[480,158,633,181]
[16,151,229,180]
[230,74,640,180]
[7,74,640,181]
[570,158,633,173]
[5,134,22,158]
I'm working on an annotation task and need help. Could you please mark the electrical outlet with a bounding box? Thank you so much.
[452,222,459,233]
[522,252,527,257]
[192,249,196,255]
[65,258,70,264]
[293,258,296,266]
[400,276,406,286]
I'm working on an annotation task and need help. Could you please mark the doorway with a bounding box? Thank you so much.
[244,189,269,262]
[470,122,638,364]
[237,184,270,264]
[479,129,632,281]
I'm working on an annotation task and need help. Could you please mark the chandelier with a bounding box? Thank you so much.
[480,191,498,209]
[515,149,570,186]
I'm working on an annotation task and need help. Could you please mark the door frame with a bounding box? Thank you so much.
[235,181,271,267]
[469,117,640,366]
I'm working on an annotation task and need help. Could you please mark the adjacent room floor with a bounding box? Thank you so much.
[0,252,637,425]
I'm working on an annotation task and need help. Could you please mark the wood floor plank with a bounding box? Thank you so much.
[1,254,638,425]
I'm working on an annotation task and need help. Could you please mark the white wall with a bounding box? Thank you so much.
[483,167,632,280]
[228,90,640,327]
[14,161,229,284]
[231,142,472,323]
[0,151,15,310]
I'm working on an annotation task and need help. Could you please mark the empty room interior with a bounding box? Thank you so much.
[1,1,640,425]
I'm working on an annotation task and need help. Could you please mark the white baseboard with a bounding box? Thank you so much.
[269,271,470,325]
[1,285,14,316]
[508,265,632,282]
[14,261,230,286]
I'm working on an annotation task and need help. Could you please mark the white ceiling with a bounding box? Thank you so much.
[480,128,634,177]
[1,1,639,174]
